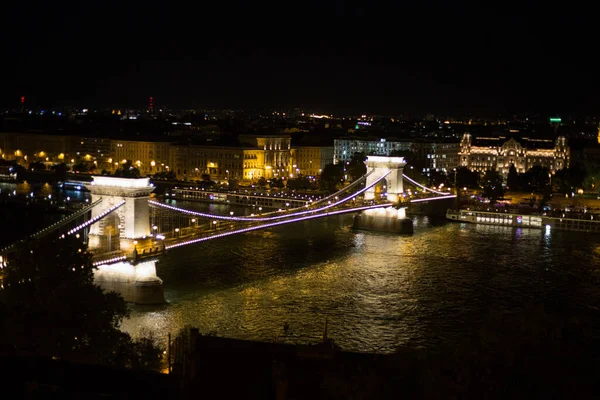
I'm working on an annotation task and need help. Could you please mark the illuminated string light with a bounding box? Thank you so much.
[31,198,103,239]
[162,170,375,220]
[1,198,110,254]
[3,170,450,259]
[310,169,375,208]
[151,171,392,222]
[93,255,127,267]
[410,195,456,203]
[402,174,448,196]
[67,201,126,235]
[150,172,379,220]
[166,203,393,250]
[401,173,449,195]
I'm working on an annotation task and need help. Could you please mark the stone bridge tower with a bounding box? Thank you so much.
[86,176,163,305]
[364,156,406,203]
[354,155,412,234]
[87,176,154,253]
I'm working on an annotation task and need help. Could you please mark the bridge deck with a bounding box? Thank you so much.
[91,200,396,266]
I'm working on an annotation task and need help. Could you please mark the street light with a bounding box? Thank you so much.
[229,211,234,216]
[212,220,217,230]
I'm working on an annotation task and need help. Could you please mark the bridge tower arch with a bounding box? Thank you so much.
[86,176,164,305]
[87,176,154,253]
[364,156,406,203]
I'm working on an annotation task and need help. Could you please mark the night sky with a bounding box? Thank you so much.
[2,1,597,114]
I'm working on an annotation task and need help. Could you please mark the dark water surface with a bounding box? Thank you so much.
[123,200,600,353]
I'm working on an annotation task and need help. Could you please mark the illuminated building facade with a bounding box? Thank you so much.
[74,137,113,171]
[170,145,245,182]
[239,135,292,179]
[0,132,293,183]
[242,149,265,181]
[334,138,414,164]
[0,132,72,166]
[292,146,334,177]
[112,140,171,175]
[458,133,570,175]
[428,142,460,173]
[334,138,455,175]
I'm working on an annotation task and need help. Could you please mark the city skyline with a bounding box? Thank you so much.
[1,104,598,121]
[3,1,598,114]
[4,2,600,395]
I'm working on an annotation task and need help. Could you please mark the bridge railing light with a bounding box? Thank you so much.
[165,202,391,250]
[150,170,392,224]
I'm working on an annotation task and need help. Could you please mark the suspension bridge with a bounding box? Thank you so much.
[0,156,455,304]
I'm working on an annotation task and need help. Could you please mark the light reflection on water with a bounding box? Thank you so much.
[118,201,600,353]
[0,181,88,201]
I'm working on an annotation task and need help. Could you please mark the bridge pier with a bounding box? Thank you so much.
[86,176,165,304]
[94,258,165,305]
[353,207,413,234]
[355,156,413,234]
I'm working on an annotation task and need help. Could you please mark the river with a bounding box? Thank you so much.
[122,199,600,353]
[4,181,600,353]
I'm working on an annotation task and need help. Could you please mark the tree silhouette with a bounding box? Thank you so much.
[480,168,505,203]
[553,161,591,194]
[154,171,176,181]
[319,163,344,193]
[522,165,550,193]
[269,177,285,189]
[568,160,587,189]
[1,160,25,178]
[287,175,311,191]
[51,162,69,181]
[507,164,519,191]
[28,161,46,171]
[114,160,141,178]
[428,170,449,189]
[72,162,90,173]
[582,160,600,190]
[347,152,367,182]
[453,167,479,189]
[390,149,427,182]
[553,168,571,194]
[0,235,162,370]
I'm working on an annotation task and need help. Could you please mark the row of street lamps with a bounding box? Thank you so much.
[168,212,237,238]
[161,204,303,240]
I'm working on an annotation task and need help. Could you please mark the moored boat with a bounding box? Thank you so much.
[446,208,543,228]
[447,208,600,233]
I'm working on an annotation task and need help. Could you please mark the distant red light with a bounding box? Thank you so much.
[21,96,25,104]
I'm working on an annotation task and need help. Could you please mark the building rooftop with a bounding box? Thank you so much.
[471,135,557,150]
